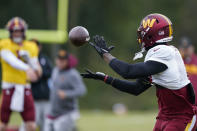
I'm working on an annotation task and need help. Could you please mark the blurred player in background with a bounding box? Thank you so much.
[82,14,197,130]
[0,17,42,131]
[179,37,197,105]
[44,49,86,131]
[30,39,52,131]
[20,39,52,131]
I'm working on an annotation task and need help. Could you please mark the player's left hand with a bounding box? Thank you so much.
[89,35,115,57]
[81,69,106,81]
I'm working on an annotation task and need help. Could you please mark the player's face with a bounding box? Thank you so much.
[12,30,23,43]
[55,58,68,70]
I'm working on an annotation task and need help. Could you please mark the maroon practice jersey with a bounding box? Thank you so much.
[156,85,195,121]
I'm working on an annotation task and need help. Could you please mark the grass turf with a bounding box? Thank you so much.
[9,110,157,131]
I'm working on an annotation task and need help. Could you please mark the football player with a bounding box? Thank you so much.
[0,17,42,131]
[82,14,197,130]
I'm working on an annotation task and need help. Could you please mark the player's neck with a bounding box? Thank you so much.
[146,42,168,51]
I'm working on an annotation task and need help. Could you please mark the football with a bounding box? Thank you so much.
[69,26,90,46]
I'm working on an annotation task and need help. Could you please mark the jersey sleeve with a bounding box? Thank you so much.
[31,42,39,58]
[27,41,39,58]
[64,69,86,98]
[145,45,174,65]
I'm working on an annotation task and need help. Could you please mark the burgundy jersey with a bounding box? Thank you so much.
[156,85,195,122]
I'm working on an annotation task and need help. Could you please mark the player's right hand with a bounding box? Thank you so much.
[26,68,38,82]
[81,69,106,81]
[89,35,115,57]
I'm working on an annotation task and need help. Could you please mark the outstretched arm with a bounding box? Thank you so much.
[106,77,151,96]
[105,54,167,79]
[88,35,167,79]
[81,69,151,96]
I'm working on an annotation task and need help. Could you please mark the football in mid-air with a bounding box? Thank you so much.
[69,26,90,46]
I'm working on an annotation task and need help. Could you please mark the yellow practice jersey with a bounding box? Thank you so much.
[0,38,38,85]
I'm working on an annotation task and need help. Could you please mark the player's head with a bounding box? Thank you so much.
[56,49,69,70]
[137,13,173,50]
[179,37,194,58]
[6,17,28,44]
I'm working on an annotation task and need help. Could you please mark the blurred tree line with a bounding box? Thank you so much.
[0,0,197,110]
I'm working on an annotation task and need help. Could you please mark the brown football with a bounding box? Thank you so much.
[69,26,90,46]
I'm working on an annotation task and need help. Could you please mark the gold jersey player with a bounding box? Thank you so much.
[0,17,42,131]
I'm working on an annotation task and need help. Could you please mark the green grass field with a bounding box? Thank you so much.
[9,110,157,131]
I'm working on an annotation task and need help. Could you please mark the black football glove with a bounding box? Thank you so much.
[81,69,106,81]
[89,35,115,57]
